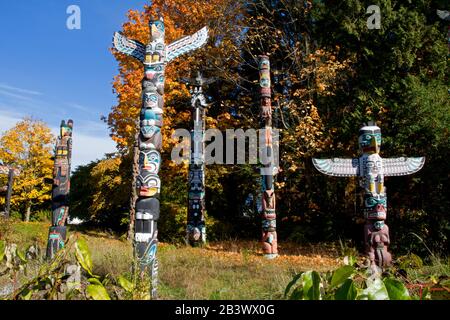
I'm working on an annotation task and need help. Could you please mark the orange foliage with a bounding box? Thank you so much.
[109,0,244,155]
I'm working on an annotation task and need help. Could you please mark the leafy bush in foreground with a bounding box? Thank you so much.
[285,257,450,300]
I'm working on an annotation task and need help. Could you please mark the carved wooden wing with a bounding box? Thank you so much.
[166,26,209,62]
[436,10,450,21]
[113,32,146,63]
[382,157,425,176]
[312,158,359,177]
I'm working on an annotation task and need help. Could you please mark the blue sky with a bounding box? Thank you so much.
[0,0,150,169]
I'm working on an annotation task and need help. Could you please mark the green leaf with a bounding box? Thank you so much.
[356,287,369,300]
[88,278,103,286]
[335,279,357,300]
[20,288,33,300]
[75,238,93,276]
[289,286,303,300]
[117,275,134,293]
[343,255,356,266]
[17,248,27,263]
[307,271,321,300]
[330,265,355,288]
[384,278,410,300]
[284,273,302,298]
[299,271,313,300]
[300,271,322,300]
[364,278,389,300]
[86,284,111,300]
[0,240,5,262]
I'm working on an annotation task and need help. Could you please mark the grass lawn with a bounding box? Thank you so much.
[1,220,448,300]
[2,220,342,300]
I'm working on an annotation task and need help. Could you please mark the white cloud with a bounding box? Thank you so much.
[67,103,98,116]
[0,84,43,104]
[0,89,37,101]
[0,83,42,96]
[0,110,23,132]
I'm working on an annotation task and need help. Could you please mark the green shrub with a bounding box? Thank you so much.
[285,265,412,300]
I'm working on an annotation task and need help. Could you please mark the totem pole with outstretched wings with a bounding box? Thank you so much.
[113,14,208,298]
[313,124,425,273]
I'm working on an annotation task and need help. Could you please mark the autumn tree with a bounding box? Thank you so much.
[0,118,54,222]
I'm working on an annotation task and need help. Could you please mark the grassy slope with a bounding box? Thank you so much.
[4,221,341,300]
[4,221,448,299]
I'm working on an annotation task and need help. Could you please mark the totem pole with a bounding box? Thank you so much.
[258,56,279,259]
[113,14,208,298]
[46,120,73,259]
[312,123,425,273]
[182,72,213,245]
[0,164,21,218]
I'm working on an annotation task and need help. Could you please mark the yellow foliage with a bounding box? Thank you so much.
[0,117,54,213]
[88,157,123,218]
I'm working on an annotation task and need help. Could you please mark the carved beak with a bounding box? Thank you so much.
[371,136,380,153]
[363,136,378,154]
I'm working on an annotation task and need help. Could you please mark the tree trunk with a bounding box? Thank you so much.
[127,128,140,242]
[25,204,31,222]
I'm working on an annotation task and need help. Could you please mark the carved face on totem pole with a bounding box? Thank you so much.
[139,81,163,151]
[260,97,272,120]
[48,227,66,250]
[143,83,163,114]
[60,120,73,138]
[194,71,203,87]
[188,154,205,235]
[141,113,161,138]
[189,169,204,193]
[135,197,160,240]
[359,125,382,155]
[145,17,166,94]
[53,120,73,192]
[139,150,161,174]
[188,163,205,242]
[363,193,387,220]
[259,58,271,98]
[56,120,73,159]
[137,170,161,197]
[262,190,276,218]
